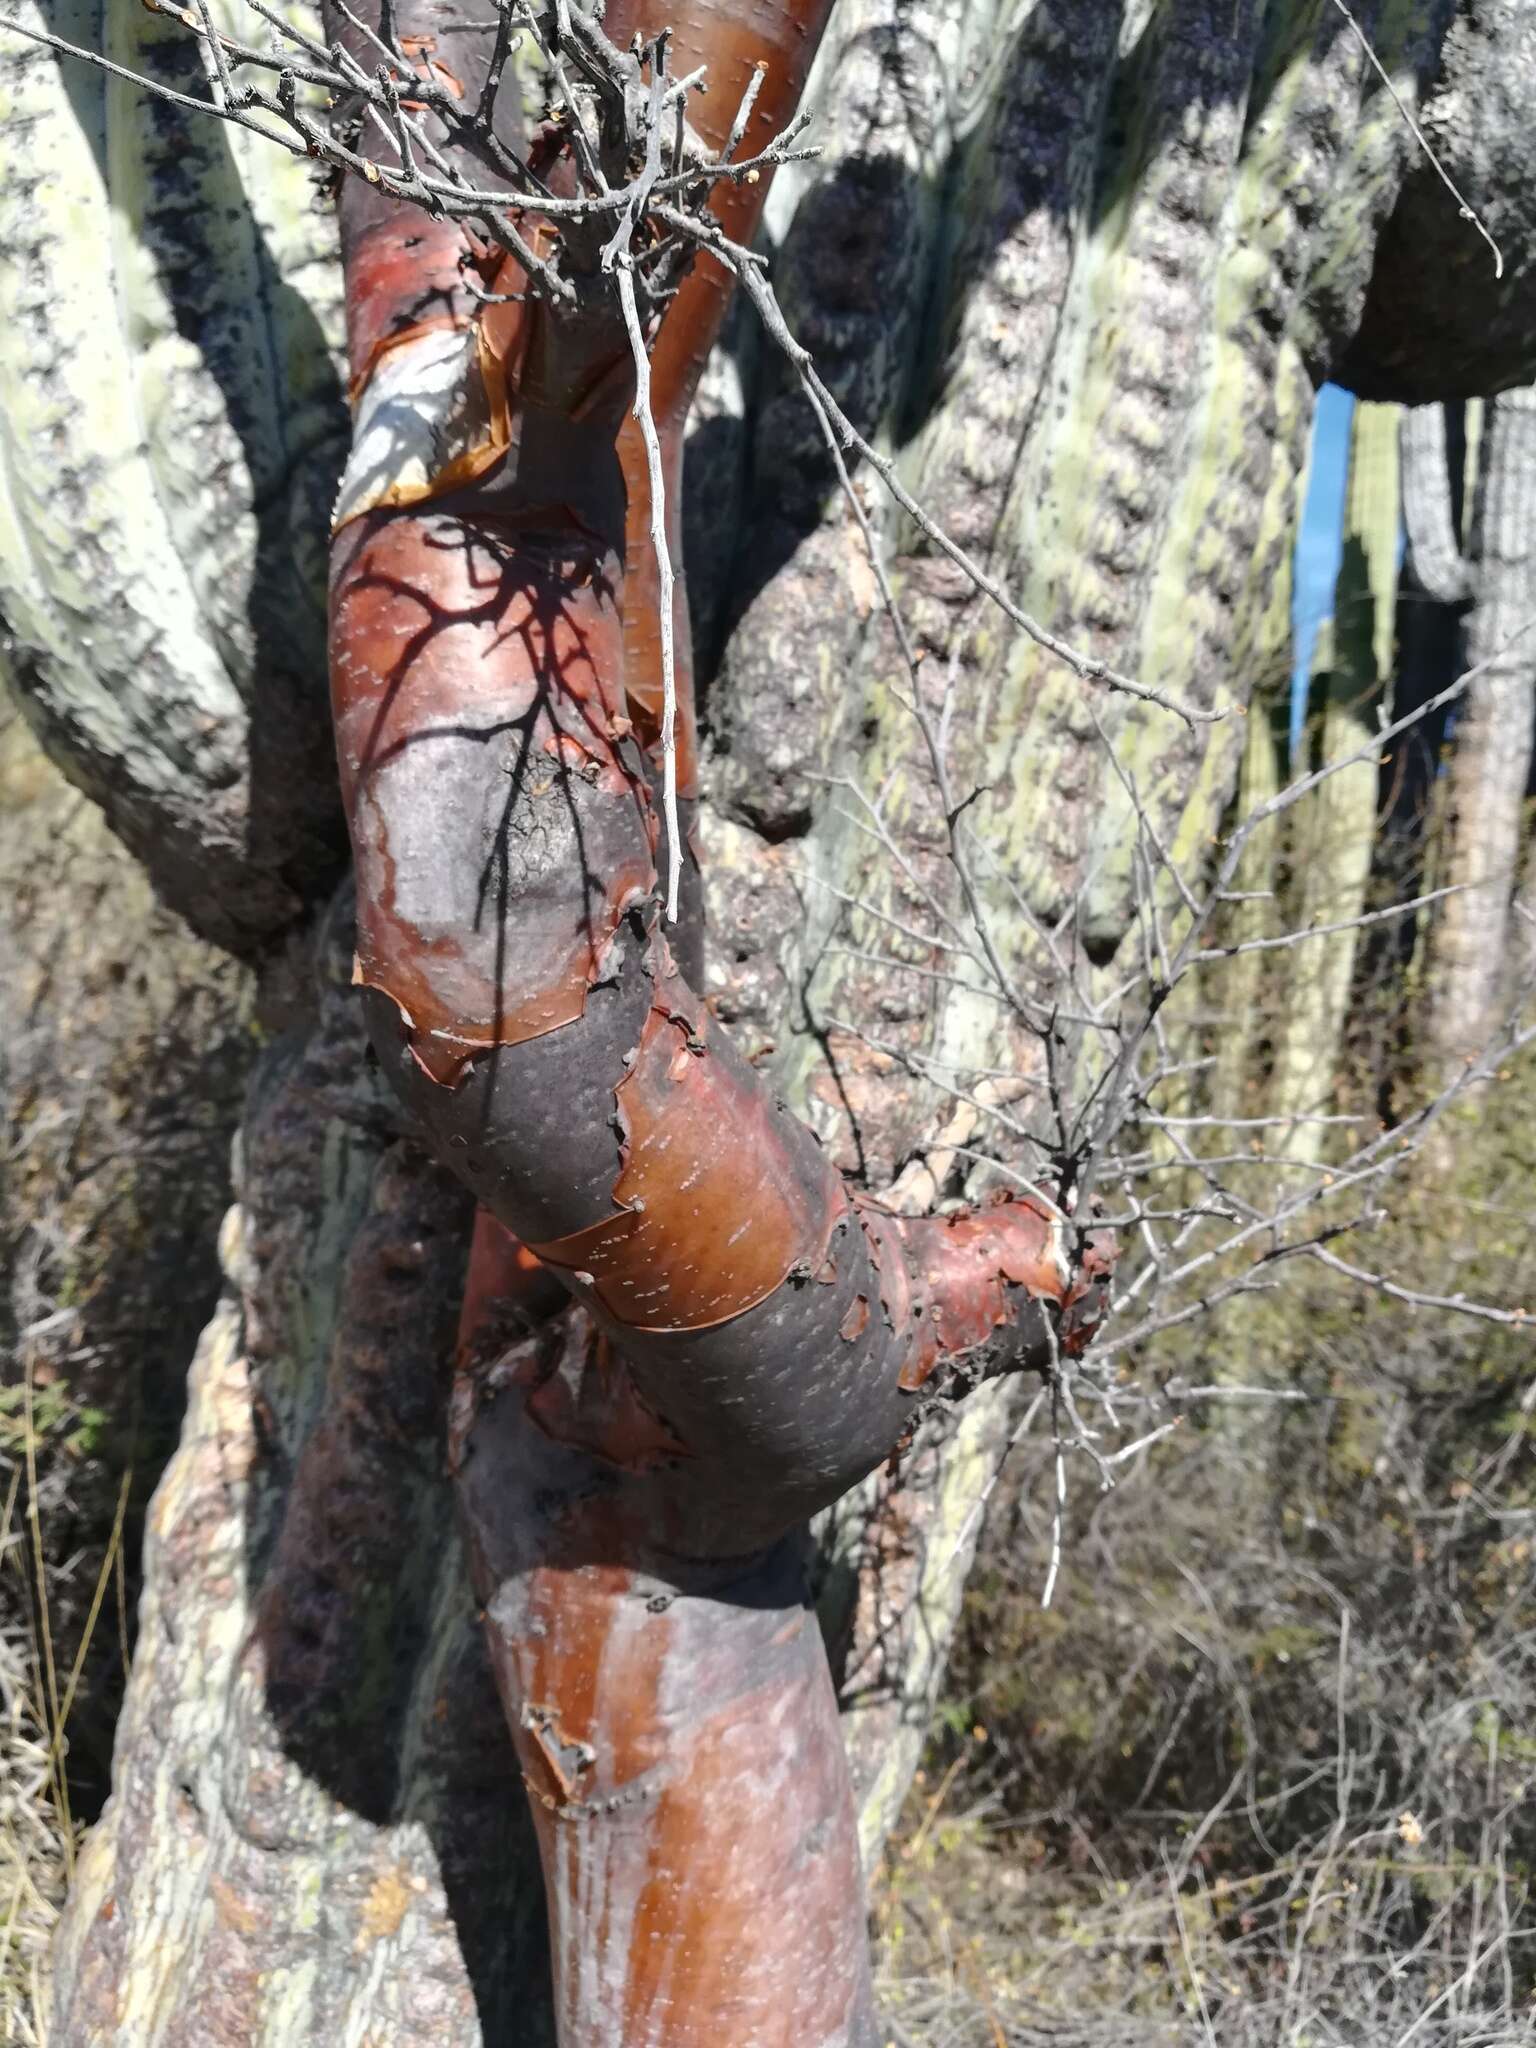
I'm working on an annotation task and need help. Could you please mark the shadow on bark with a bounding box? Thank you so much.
[233,890,560,2042]
[0,698,252,1819]
[708,0,1388,719]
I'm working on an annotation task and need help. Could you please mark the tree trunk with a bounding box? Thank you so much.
[1382,401,1470,858]
[1425,384,1536,1067]
[1269,399,1399,1156]
[7,0,1536,2039]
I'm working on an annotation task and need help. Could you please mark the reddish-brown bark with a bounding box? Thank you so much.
[449,1297,881,2045]
[322,2,1111,2035]
[612,0,835,820]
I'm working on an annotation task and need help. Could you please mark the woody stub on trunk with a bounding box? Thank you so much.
[322,0,1112,2038]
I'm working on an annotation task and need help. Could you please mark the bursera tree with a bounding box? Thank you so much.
[2,0,1535,2041]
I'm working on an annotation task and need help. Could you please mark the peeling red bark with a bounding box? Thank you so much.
[323,2,1112,2035]
[611,0,834,803]
[332,504,655,1083]
[454,1339,880,2048]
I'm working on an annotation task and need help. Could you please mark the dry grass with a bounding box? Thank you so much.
[0,1485,75,2048]
[873,1277,1536,2041]
[0,1614,65,2047]
[875,1764,1533,2047]
[0,1361,140,2046]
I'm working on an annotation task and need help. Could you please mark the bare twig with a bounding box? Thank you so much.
[1327,0,1504,279]
[615,258,683,922]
